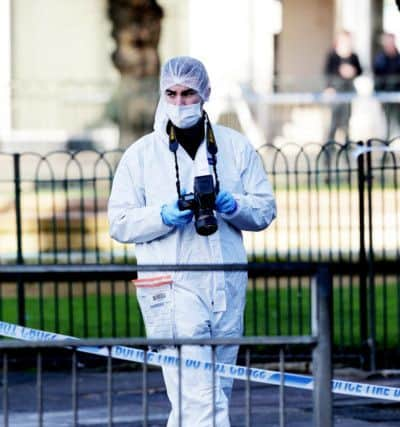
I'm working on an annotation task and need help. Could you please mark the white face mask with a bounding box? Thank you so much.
[165,102,203,128]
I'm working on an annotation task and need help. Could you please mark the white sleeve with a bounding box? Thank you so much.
[221,144,276,231]
[108,153,172,244]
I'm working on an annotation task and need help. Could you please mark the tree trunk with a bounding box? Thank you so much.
[107,0,163,148]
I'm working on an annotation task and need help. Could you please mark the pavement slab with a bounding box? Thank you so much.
[2,368,400,426]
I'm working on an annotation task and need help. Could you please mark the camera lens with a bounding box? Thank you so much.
[195,210,218,236]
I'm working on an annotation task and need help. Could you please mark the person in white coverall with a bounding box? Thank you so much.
[108,56,276,427]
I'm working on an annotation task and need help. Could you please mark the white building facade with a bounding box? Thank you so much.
[0,0,394,150]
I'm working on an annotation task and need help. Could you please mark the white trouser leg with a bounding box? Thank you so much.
[215,343,239,400]
[162,345,230,427]
[151,274,246,427]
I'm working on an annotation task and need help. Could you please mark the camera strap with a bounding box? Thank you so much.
[167,125,182,197]
[204,112,220,194]
[168,111,220,197]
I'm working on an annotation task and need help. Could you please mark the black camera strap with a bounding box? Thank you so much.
[168,111,220,197]
[204,112,220,194]
[167,125,182,197]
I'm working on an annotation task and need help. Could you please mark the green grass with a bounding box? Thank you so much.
[245,280,400,348]
[1,293,144,338]
[1,281,399,349]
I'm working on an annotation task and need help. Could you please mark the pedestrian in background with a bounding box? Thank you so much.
[324,31,363,142]
[373,32,400,91]
[373,32,400,137]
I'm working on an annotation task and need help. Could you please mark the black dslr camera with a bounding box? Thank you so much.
[178,175,218,236]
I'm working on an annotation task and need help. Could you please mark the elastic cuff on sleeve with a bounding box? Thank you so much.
[160,205,175,229]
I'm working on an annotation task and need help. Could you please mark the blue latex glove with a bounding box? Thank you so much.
[215,190,237,215]
[161,200,193,227]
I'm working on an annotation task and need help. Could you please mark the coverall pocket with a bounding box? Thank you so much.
[133,275,174,339]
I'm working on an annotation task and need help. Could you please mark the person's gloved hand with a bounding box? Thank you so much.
[215,190,237,215]
[161,201,193,227]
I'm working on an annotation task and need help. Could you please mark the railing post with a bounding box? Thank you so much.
[357,141,369,369]
[3,352,9,427]
[366,140,376,371]
[312,265,333,427]
[13,153,25,326]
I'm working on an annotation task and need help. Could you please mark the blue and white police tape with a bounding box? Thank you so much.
[0,320,399,401]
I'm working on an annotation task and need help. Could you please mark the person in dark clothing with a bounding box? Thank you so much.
[324,31,363,142]
[374,33,400,91]
[373,33,400,137]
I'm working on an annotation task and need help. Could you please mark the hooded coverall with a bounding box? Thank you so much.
[108,58,276,427]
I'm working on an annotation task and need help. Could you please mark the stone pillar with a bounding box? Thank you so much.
[107,0,163,148]
[277,0,335,91]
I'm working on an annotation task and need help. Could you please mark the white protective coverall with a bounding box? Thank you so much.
[108,58,276,427]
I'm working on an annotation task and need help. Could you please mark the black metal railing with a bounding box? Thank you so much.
[1,141,399,264]
[0,139,399,366]
[0,264,333,427]
[0,338,320,427]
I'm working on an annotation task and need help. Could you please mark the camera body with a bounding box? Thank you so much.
[178,175,218,236]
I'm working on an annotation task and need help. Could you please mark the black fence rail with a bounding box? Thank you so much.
[0,140,399,367]
[0,264,333,427]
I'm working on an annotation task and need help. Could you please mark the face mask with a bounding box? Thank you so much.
[165,102,203,128]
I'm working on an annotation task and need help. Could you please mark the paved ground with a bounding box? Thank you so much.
[3,365,400,426]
